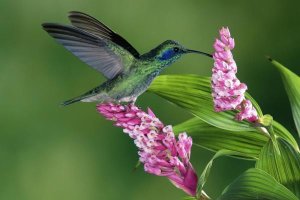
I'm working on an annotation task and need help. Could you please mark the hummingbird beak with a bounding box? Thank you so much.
[185,49,212,58]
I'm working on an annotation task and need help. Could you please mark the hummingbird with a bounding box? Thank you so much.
[42,11,211,106]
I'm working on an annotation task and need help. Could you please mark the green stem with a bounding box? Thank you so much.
[266,125,281,155]
[256,126,271,138]
[197,191,211,200]
[266,124,277,141]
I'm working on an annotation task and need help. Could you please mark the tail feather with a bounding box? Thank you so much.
[61,85,105,106]
[61,96,83,106]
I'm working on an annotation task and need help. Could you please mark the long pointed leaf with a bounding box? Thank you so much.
[218,168,298,200]
[148,75,262,132]
[270,59,300,137]
[256,137,300,198]
[149,74,298,159]
[174,117,266,159]
[174,117,299,159]
[273,120,299,151]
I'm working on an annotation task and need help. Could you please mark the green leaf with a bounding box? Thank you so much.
[273,120,299,151]
[148,74,263,132]
[270,58,300,137]
[256,137,300,198]
[174,117,266,159]
[174,117,299,159]
[154,74,299,156]
[218,168,298,200]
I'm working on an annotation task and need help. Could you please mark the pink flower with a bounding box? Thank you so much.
[212,27,258,122]
[97,103,198,196]
[236,100,258,122]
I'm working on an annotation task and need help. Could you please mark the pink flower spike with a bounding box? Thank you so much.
[97,103,198,196]
[236,100,259,122]
[211,27,258,122]
[219,27,231,38]
[147,108,156,117]
[169,163,198,196]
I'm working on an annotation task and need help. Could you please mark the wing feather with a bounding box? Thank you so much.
[42,23,124,79]
[68,11,140,58]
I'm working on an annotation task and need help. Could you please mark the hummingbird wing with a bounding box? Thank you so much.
[42,23,136,79]
[68,11,140,58]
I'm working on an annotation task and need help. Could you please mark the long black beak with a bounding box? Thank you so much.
[186,49,212,58]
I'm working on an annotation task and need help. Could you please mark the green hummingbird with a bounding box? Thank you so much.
[42,11,211,106]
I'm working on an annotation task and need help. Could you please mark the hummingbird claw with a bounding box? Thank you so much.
[130,97,137,105]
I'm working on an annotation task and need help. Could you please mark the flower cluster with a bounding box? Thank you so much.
[97,103,198,196]
[212,27,258,122]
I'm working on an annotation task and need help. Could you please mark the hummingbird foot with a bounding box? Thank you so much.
[118,96,137,105]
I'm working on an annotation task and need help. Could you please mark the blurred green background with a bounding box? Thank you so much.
[1,0,300,199]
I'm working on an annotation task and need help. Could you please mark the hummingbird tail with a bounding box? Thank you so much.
[61,97,83,106]
[61,85,106,106]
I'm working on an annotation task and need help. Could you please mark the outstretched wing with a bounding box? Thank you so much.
[68,11,140,58]
[42,14,139,79]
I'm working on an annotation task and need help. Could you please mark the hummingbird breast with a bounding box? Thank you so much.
[81,60,161,104]
[106,63,160,102]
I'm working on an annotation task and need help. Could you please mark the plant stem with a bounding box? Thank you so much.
[257,126,271,138]
[198,191,211,200]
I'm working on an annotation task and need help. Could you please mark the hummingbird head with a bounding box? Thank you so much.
[147,40,211,68]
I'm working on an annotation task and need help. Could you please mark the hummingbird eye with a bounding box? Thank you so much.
[173,47,179,52]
